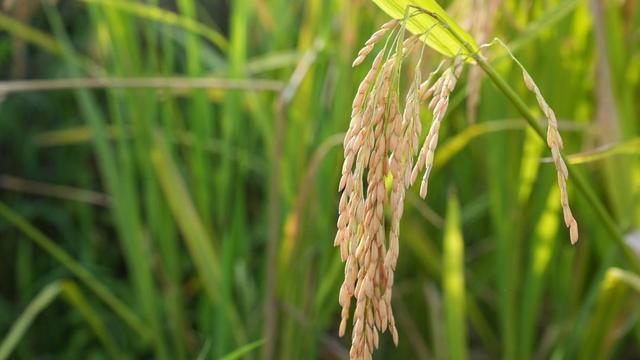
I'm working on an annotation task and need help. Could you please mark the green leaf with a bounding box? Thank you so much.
[442,192,468,360]
[0,202,151,341]
[60,281,121,359]
[150,133,247,344]
[519,188,561,360]
[81,0,228,51]
[371,0,479,59]
[150,132,221,299]
[435,120,524,170]
[563,138,640,165]
[581,268,640,359]
[218,339,265,360]
[0,283,61,360]
[0,12,61,55]
[0,280,121,360]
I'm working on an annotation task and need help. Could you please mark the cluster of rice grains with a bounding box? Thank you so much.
[334,18,464,359]
[334,16,578,360]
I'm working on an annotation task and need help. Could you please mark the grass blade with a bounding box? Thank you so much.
[0,202,151,340]
[0,282,61,360]
[519,188,561,360]
[0,279,122,360]
[560,138,640,165]
[0,11,97,73]
[443,192,468,360]
[80,0,228,51]
[150,133,220,297]
[150,133,246,345]
[434,120,524,170]
[581,268,640,358]
[219,339,265,360]
[0,12,61,54]
[44,3,172,357]
[59,280,121,359]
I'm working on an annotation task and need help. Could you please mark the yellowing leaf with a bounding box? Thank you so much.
[372,0,479,60]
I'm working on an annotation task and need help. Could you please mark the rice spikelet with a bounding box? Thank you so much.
[352,19,399,67]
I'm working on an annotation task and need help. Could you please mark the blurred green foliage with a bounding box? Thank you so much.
[0,0,639,359]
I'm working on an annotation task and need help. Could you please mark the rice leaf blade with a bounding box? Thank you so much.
[443,192,468,360]
[0,282,61,360]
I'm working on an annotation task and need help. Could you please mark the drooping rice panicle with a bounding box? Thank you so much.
[522,70,579,244]
[483,37,579,245]
[412,56,464,198]
[337,17,469,360]
[337,30,404,360]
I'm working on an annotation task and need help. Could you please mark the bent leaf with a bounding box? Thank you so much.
[372,0,479,59]
[565,138,640,164]
[0,283,61,360]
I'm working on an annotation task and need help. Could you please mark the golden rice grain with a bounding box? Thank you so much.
[352,19,398,67]
[522,70,579,244]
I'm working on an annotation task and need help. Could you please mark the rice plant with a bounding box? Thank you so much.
[1,0,639,359]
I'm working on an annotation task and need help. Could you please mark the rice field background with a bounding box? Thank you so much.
[0,0,639,359]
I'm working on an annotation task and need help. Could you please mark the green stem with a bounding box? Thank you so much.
[419,8,640,273]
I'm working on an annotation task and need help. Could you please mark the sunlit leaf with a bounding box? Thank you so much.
[564,138,640,164]
[371,0,479,59]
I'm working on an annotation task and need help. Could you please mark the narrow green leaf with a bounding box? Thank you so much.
[0,12,98,73]
[150,133,221,298]
[60,281,121,359]
[562,138,640,165]
[0,280,122,360]
[443,192,468,360]
[434,120,524,170]
[0,202,151,341]
[81,0,228,51]
[0,12,61,54]
[581,268,640,359]
[519,188,561,360]
[218,339,265,360]
[0,282,61,360]
[150,133,246,343]
[517,127,545,205]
